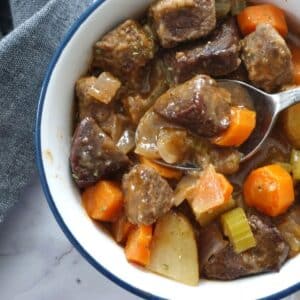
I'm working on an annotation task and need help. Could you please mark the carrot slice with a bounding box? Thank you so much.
[140,156,182,180]
[125,225,153,266]
[237,4,288,37]
[212,107,256,147]
[289,45,300,85]
[188,165,233,218]
[243,164,295,217]
[82,181,123,222]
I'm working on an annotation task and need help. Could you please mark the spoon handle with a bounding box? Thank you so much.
[277,88,300,112]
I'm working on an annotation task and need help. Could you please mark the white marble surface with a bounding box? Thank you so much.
[0,176,299,300]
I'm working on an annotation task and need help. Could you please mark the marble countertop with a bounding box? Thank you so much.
[0,176,299,300]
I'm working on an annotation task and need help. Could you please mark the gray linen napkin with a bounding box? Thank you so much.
[0,0,92,223]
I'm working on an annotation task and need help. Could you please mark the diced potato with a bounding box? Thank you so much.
[147,212,199,286]
[197,198,236,226]
[88,72,121,104]
[282,104,300,148]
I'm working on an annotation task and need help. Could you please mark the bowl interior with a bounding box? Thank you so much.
[37,0,300,299]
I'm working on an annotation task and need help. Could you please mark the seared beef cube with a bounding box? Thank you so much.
[87,72,121,104]
[154,75,231,137]
[240,23,293,92]
[70,117,130,188]
[202,212,289,280]
[164,18,241,83]
[76,77,112,125]
[92,20,155,82]
[122,165,174,225]
[149,0,216,48]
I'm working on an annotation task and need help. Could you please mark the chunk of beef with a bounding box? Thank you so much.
[240,23,293,92]
[76,77,111,125]
[202,212,289,280]
[122,165,174,225]
[70,117,130,188]
[149,0,216,48]
[164,18,241,83]
[92,20,155,83]
[154,75,231,137]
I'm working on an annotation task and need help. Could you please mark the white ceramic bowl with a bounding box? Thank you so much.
[36,1,300,299]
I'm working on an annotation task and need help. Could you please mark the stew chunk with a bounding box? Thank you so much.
[154,75,231,137]
[164,18,241,83]
[240,23,293,92]
[149,0,216,48]
[70,117,130,188]
[93,20,155,82]
[202,212,289,280]
[122,165,174,225]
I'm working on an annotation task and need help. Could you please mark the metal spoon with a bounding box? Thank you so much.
[155,79,300,171]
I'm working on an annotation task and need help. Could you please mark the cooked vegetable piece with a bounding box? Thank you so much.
[149,0,216,48]
[198,198,236,226]
[212,107,256,147]
[164,18,241,84]
[230,0,246,16]
[157,128,192,164]
[237,4,288,37]
[282,104,300,148]
[87,72,121,104]
[202,212,289,280]
[116,129,135,154]
[240,23,293,92]
[122,165,174,225]
[154,75,231,137]
[76,77,112,125]
[92,20,154,83]
[70,117,129,188]
[221,208,256,253]
[135,110,178,159]
[187,165,233,220]
[215,0,231,18]
[291,149,300,180]
[147,212,199,286]
[243,164,295,217]
[173,175,198,206]
[82,181,123,222]
[290,45,300,84]
[112,214,136,244]
[125,225,152,266]
[140,156,182,180]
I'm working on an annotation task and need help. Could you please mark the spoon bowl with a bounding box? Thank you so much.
[155,80,300,171]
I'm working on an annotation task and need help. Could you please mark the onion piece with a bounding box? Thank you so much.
[116,130,135,154]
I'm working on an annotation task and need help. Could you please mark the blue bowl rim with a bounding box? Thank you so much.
[35,0,300,299]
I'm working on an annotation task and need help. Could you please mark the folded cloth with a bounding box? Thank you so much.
[0,0,92,223]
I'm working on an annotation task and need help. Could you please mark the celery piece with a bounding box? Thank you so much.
[291,149,300,180]
[221,207,256,253]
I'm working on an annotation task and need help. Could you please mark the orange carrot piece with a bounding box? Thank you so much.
[125,225,153,266]
[243,164,295,217]
[212,107,256,147]
[237,4,288,37]
[112,214,136,244]
[189,165,233,216]
[82,181,123,222]
[140,156,182,180]
[290,45,300,85]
